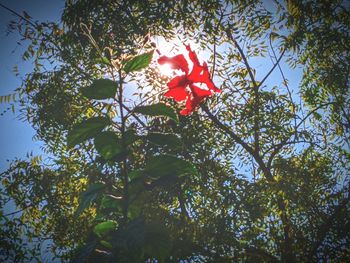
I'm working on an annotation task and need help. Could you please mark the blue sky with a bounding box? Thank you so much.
[0,0,64,172]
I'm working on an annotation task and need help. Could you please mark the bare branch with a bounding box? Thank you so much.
[258,46,286,89]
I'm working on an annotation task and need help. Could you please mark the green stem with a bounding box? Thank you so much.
[117,69,129,226]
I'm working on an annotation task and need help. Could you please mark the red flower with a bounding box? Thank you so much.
[158,45,220,115]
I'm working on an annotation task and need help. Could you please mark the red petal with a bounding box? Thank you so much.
[167,75,188,89]
[185,45,200,68]
[190,84,212,97]
[164,87,188,102]
[179,108,192,116]
[188,63,221,93]
[158,54,189,73]
[186,45,203,79]
[202,63,221,93]
[180,92,205,116]
[188,68,204,82]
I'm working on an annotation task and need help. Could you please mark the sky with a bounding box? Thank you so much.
[0,0,65,172]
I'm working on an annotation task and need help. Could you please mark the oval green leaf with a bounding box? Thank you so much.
[75,183,105,217]
[94,220,117,237]
[94,131,123,160]
[123,51,153,73]
[67,117,110,148]
[134,103,178,123]
[100,240,113,250]
[81,79,117,100]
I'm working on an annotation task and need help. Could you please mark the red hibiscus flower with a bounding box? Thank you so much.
[158,45,220,115]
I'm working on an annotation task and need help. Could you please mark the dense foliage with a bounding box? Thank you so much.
[1,0,349,262]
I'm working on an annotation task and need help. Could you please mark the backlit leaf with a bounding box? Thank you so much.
[81,79,117,100]
[123,51,153,73]
[94,131,123,160]
[134,103,178,123]
[75,183,105,217]
[94,220,117,237]
[67,117,110,148]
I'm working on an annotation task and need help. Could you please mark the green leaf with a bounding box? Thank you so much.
[145,132,182,149]
[94,131,123,160]
[110,217,172,262]
[128,170,144,181]
[144,155,197,179]
[128,191,151,220]
[81,79,117,100]
[94,220,117,237]
[95,57,110,65]
[75,183,105,217]
[270,32,280,41]
[128,174,146,197]
[123,51,153,73]
[101,194,123,210]
[124,129,139,145]
[100,240,113,250]
[134,103,178,123]
[67,117,110,148]
[144,221,172,262]
[111,217,145,261]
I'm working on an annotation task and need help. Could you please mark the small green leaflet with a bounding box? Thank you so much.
[94,131,123,160]
[94,220,117,237]
[134,103,179,123]
[67,117,110,148]
[95,56,110,66]
[75,183,105,217]
[81,79,118,100]
[123,51,153,73]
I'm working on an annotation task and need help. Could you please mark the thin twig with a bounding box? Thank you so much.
[258,47,286,89]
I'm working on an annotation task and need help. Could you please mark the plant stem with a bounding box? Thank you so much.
[117,69,129,226]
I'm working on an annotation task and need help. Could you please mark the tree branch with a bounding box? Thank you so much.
[201,105,272,180]
[224,27,261,153]
[258,47,286,89]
